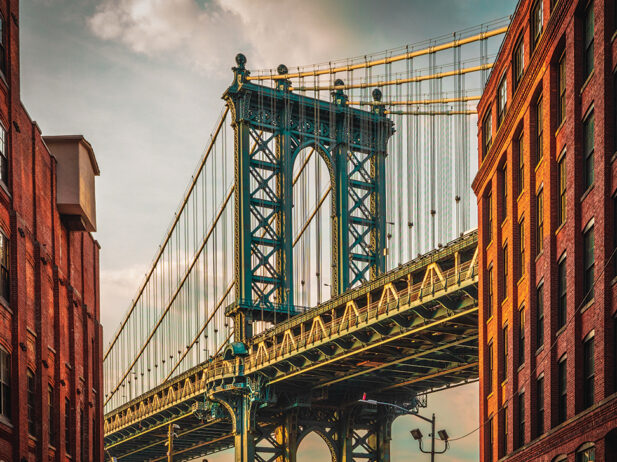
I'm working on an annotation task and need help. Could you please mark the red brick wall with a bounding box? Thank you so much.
[473,0,617,461]
[0,1,103,461]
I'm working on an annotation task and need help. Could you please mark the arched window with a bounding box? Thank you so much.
[0,347,8,420]
[552,456,567,462]
[576,442,595,462]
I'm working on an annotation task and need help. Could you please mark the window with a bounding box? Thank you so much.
[0,14,5,76]
[583,111,594,192]
[576,443,596,462]
[0,348,9,420]
[614,196,617,278]
[518,391,525,448]
[558,256,567,329]
[487,265,494,319]
[498,75,507,126]
[487,415,494,459]
[502,325,509,381]
[537,375,545,435]
[503,243,509,301]
[488,340,494,393]
[49,385,56,447]
[583,225,594,305]
[502,405,508,456]
[517,130,524,195]
[0,231,8,302]
[558,356,567,424]
[583,1,594,82]
[536,189,544,255]
[519,305,526,366]
[27,369,35,436]
[483,110,493,159]
[513,37,524,90]
[583,335,595,409]
[558,52,566,124]
[536,96,544,165]
[80,408,86,462]
[502,163,508,221]
[537,282,544,348]
[65,398,71,454]
[519,218,525,279]
[487,192,493,244]
[531,1,544,50]
[558,153,566,226]
[0,124,7,186]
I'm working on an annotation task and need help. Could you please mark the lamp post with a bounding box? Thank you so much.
[359,396,449,462]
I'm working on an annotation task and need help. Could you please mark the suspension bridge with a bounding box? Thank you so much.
[103,19,508,461]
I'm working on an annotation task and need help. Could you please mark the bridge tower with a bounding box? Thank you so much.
[224,54,394,340]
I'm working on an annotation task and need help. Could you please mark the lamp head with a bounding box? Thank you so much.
[410,429,423,440]
[438,429,449,441]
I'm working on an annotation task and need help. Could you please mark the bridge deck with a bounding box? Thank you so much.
[104,230,479,461]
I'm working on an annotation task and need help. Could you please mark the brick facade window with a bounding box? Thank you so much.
[502,405,508,456]
[558,355,568,424]
[559,52,566,124]
[49,385,56,447]
[0,124,7,186]
[487,264,494,319]
[503,242,508,301]
[488,340,494,393]
[519,305,526,366]
[27,369,35,436]
[537,282,544,348]
[558,255,567,329]
[0,14,5,76]
[583,334,595,409]
[558,153,567,226]
[536,95,544,165]
[583,1,594,82]
[502,163,508,221]
[80,408,86,462]
[537,375,545,435]
[517,391,525,448]
[614,195,617,278]
[0,348,9,420]
[517,130,524,195]
[583,224,594,305]
[483,109,493,159]
[498,75,507,126]
[519,218,525,279]
[65,397,71,454]
[502,324,509,381]
[576,443,596,462]
[531,0,544,50]
[513,37,524,91]
[487,415,494,459]
[536,188,544,255]
[583,111,595,192]
[487,191,493,244]
[0,231,7,302]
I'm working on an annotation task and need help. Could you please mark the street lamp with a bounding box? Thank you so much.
[359,395,449,462]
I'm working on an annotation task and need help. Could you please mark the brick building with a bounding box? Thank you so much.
[473,0,617,460]
[0,1,103,461]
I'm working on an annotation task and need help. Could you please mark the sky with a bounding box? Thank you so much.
[19,0,516,460]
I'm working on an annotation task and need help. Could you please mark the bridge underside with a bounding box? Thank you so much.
[104,232,479,461]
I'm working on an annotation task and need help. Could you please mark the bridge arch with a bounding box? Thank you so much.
[292,144,335,307]
[296,428,338,462]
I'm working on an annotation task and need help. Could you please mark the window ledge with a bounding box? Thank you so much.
[486,315,494,325]
[554,118,566,137]
[535,345,544,356]
[612,275,617,286]
[580,70,595,96]
[580,185,594,202]
[556,325,566,337]
[0,180,10,200]
[554,221,566,236]
[580,298,594,314]
[534,157,544,173]
[0,415,12,429]
[535,250,544,263]
[611,151,617,164]
[517,275,526,287]
[517,363,525,373]
[0,295,11,314]
[501,297,509,306]
[501,217,509,229]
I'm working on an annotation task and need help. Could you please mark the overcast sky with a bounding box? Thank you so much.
[20,1,515,460]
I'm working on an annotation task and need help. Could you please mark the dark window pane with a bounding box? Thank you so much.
[537,284,544,348]
[583,336,595,409]
[558,257,567,329]
[583,226,595,304]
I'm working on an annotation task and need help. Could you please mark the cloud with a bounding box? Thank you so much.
[87,0,351,74]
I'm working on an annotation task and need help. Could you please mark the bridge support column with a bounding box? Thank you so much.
[274,412,298,462]
[337,408,393,462]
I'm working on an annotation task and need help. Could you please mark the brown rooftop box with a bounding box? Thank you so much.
[43,135,100,232]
